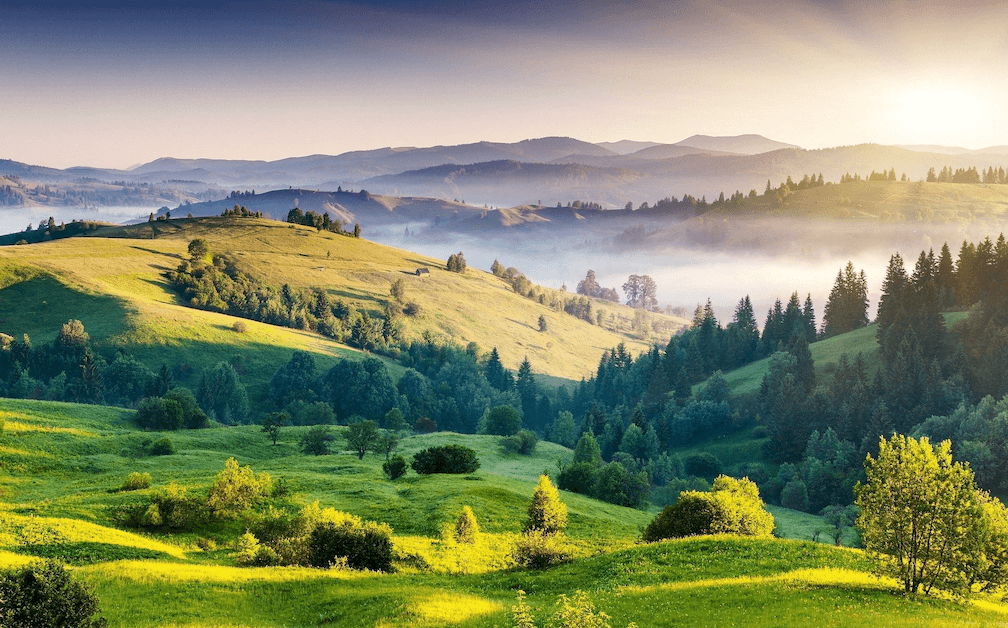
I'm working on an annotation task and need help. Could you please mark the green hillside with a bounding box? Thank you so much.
[1,397,1006,627]
[0,217,689,405]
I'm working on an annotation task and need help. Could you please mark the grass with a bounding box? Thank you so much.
[0,217,689,400]
[1,397,1006,627]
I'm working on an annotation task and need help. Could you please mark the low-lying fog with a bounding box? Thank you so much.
[370,217,1008,327]
[0,207,150,238]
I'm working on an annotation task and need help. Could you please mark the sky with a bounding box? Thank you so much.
[2,0,1007,169]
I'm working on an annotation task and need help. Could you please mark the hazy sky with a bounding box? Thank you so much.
[3,0,1007,169]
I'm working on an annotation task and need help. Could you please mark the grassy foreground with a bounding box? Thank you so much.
[1,397,1006,627]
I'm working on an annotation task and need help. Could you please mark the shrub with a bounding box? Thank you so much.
[502,429,538,455]
[207,457,273,515]
[557,461,596,495]
[151,482,209,530]
[752,425,770,438]
[525,475,567,535]
[685,452,722,479]
[411,444,480,474]
[454,505,479,544]
[234,531,281,567]
[232,320,248,333]
[643,475,775,542]
[300,425,335,455]
[0,417,5,434]
[122,472,152,491]
[403,302,422,317]
[307,517,394,572]
[383,454,407,480]
[135,397,183,431]
[513,529,572,569]
[415,417,437,433]
[147,437,175,456]
[781,477,810,511]
[0,559,107,628]
[592,462,650,509]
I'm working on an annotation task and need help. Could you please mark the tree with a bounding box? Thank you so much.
[576,270,600,297]
[261,411,288,445]
[197,362,249,424]
[622,274,658,309]
[525,474,567,535]
[538,314,547,332]
[300,425,335,456]
[454,505,480,544]
[188,238,209,261]
[481,405,523,436]
[855,434,996,595]
[375,429,399,461]
[0,560,108,628]
[382,407,408,432]
[344,418,379,460]
[389,278,406,303]
[446,251,467,272]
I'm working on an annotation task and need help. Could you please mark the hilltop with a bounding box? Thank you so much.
[0,217,689,401]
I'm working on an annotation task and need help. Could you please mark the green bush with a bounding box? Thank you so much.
[502,429,538,455]
[300,425,335,455]
[147,437,175,456]
[383,454,408,480]
[150,483,210,530]
[411,444,480,474]
[122,472,152,491]
[164,387,208,429]
[685,452,722,479]
[454,505,479,544]
[307,517,393,572]
[481,405,523,436]
[643,475,775,542]
[207,457,273,515]
[525,475,567,535]
[512,529,572,569]
[135,397,183,431]
[234,531,281,567]
[0,559,107,628]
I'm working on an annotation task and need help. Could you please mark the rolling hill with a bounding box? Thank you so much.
[0,217,690,403]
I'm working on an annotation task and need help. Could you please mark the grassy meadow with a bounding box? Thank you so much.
[0,218,689,405]
[1,396,1007,627]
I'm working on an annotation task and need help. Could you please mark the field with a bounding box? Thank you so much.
[0,218,689,407]
[1,397,1006,627]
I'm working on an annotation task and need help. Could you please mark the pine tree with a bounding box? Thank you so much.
[936,242,956,308]
[525,475,567,535]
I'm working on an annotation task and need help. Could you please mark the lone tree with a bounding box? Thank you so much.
[538,314,547,332]
[260,411,288,446]
[622,274,658,309]
[855,434,1008,595]
[188,238,209,261]
[345,417,379,460]
[525,474,567,535]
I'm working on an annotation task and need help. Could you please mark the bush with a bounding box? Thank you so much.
[403,302,422,317]
[300,425,335,455]
[685,452,722,479]
[207,457,272,515]
[307,517,394,572]
[411,444,480,474]
[502,429,538,455]
[147,437,175,456]
[454,505,479,544]
[781,477,810,511]
[643,475,775,542]
[135,397,183,431]
[512,529,572,569]
[122,472,152,491]
[557,461,596,495]
[415,417,437,433]
[234,531,280,567]
[383,454,407,480]
[525,475,567,535]
[0,560,107,628]
[232,320,248,333]
[164,387,208,429]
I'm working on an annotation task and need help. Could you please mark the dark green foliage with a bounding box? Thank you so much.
[307,519,393,572]
[103,353,154,406]
[270,351,318,407]
[344,418,379,459]
[502,429,538,455]
[164,387,208,429]
[822,262,869,338]
[0,560,107,628]
[411,444,480,474]
[135,397,183,431]
[414,417,436,433]
[482,405,523,436]
[592,461,651,508]
[187,238,209,261]
[382,407,408,432]
[197,362,248,424]
[300,425,335,455]
[261,411,288,445]
[383,454,407,480]
[324,358,401,423]
[285,207,356,236]
[147,437,175,456]
[557,462,597,495]
[572,431,602,466]
[684,452,722,479]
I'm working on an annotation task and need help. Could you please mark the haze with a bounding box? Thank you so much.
[3,0,1008,169]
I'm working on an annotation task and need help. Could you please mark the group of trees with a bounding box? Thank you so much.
[286,207,360,237]
[222,204,263,219]
[169,241,398,352]
[446,251,467,273]
[575,270,620,303]
[927,165,1008,184]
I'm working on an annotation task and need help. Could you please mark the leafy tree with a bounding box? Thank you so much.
[164,387,208,429]
[622,274,658,309]
[0,560,108,628]
[525,474,567,535]
[855,434,990,595]
[382,407,408,432]
[207,457,272,515]
[261,411,288,445]
[572,431,602,467]
[135,396,183,431]
[502,429,538,455]
[324,358,401,422]
[300,425,335,456]
[389,278,406,303]
[197,362,249,424]
[411,444,480,474]
[374,430,400,461]
[344,418,379,460]
[481,405,523,436]
[188,238,209,261]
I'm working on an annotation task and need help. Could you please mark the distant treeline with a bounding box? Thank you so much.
[286,207,361,237]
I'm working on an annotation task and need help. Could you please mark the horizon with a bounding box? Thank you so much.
[3,0,1007,169]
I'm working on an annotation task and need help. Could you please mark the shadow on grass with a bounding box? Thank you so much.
[19,542,174,565]
[0,274,132,342]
